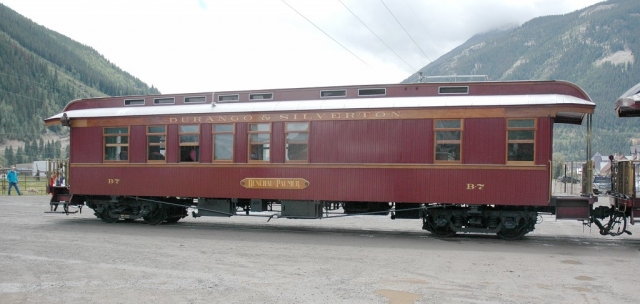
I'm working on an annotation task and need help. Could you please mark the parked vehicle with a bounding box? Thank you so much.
[557,175,580,184]
[593,176,611,195]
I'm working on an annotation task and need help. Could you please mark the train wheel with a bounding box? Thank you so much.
[425,217,456,237]
[497,220,530,240]
[143,208,166,225]
[99,208,119,224]
[430,225,457,238]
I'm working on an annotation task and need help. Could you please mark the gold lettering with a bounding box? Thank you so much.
[206,116,216,122]
[466,184,485,190]
[181,117,190,123]
[316,113,325,119]
[345,113,355,119]
[391,111,400,118]
[293,114,298,120]
[375,112,386,118]
[194,117,202,122]
[261,115,271,121]
[302,113,310,120]
[362,112,371,118]
[230,116,239,121]
[280,114,289,120]
[219,116,226,122]
[169,118,177,123]
[331,113,340,119]
[243,115,253,121]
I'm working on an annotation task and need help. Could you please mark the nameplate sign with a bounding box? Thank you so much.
[240,178,309,190]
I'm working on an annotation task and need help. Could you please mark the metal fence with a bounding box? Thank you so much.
[0,170,48,195]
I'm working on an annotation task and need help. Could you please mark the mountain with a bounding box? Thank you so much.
[403,0,640,161]
[0,3,159,147]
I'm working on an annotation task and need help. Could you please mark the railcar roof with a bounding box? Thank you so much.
[46,93,594,125]
[615,82,640,117]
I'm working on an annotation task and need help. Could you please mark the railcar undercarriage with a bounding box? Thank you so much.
[85,196,189,225]
[421,205,538,240]
[60,194,633,240]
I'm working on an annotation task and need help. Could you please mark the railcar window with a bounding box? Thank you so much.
[213,124,234,161]
[358,88,386,96]
[124,99,145,106]
[154,97,175,105]
[434,119,462,162]
[104,127,129,162]
[179,125,199,162]
[249,93,273,100]
[218,94,239,102]
[507,119,536,162]
[248,123,270,161]
[320,90,346,98]
[286,122,309,162]
[147,126,166,162]
[438,86,469,94]
[185,96,206,104]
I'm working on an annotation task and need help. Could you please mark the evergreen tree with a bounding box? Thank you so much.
[15,146,23,164]
[4,146,15,166]
[54,140,61,158]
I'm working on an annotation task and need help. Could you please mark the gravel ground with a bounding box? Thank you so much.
[1,195,639,304]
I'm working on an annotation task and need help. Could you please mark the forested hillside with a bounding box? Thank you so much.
[403,0,640,161]
[0,4,159,162]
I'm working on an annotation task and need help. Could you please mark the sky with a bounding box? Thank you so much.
[1,0,604,94]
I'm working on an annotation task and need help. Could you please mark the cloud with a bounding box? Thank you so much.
[198,0,207,10]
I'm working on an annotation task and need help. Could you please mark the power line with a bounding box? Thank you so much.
[403,0,438,50]
[280,0,369,67]
[0,88,44,102]
[379,0,432,63]
[338,0,418,72]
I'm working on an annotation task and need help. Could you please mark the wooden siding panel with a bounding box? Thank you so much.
[311,120,431,163]
[235,123,248,163]
[537,118,553,165]
[271,122,285,163]
[129,125,146,163]
[200,123,212,163]
[464,118,505,164]
[166,124,179,163]
[70,127,103,163]
[69,165,551,206]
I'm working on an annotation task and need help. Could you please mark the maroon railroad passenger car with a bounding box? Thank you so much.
[45,80,596,239]
[606,82,640,234]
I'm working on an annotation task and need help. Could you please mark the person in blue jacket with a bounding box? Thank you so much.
[7,166,22,196]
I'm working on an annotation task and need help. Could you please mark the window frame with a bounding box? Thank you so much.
[147,125,167,162]
[212,123,235,162]
[103,127,129,162]
[434,119,463,163]
[285,122,309,163]
[248,123,271,162]
[506,118,536,164]
[179,124,200,162]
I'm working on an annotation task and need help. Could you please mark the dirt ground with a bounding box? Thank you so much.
[1,196,639,303]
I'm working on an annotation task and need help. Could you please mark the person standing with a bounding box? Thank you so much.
[7,166,22,196]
